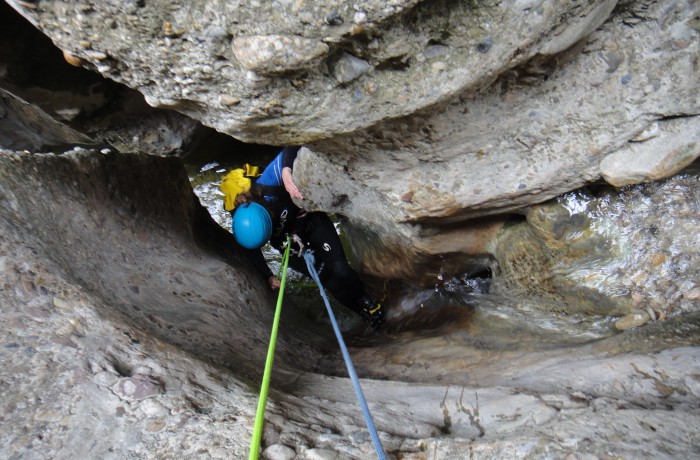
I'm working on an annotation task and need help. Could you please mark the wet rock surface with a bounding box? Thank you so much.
[492,171,700,318]
[0,149,330,378]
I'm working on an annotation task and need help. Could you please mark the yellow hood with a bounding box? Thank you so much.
[220,164,260,211]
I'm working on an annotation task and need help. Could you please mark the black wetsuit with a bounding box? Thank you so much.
[244,147,372,316]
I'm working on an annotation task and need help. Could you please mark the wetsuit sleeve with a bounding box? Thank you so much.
[245,248,274,281]
[281,146,300,169]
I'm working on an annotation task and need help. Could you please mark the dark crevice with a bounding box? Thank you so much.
[654,112,700,122]
[108,355,134,377]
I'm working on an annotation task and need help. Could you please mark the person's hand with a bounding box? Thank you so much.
[282,167,303,200]
[268,275,281,290]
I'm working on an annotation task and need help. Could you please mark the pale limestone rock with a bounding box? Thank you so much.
[6,0,623,143]
[302,0,700,283]
[600,117,700,187]
[1,148,699,460]
[1,0,700,457]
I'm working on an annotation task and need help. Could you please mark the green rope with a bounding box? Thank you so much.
[249,237,292,460]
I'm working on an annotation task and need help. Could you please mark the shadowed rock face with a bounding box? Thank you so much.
[0,148,337,377]
[0,87,94,150]
[1,0,700,458]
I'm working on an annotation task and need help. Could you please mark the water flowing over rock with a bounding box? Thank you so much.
[491,175,700,319]
[1,0,700,458]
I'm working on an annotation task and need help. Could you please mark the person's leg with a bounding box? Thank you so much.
[296,213,384,328]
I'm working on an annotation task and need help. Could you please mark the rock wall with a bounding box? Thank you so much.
[1,0,700,458]
[2,148,699,459]
[5,0,623,144]
[301,0,699,286]
[0,1,247,158]
[6,0,699,297]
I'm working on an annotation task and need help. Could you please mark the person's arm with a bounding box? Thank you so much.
[280,146,303,200]
[244,248,279,290]
[281,146,300,169]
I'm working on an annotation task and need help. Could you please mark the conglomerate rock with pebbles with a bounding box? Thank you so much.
[1,0,700,457]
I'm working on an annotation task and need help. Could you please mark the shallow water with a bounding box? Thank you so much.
[551,175,700,313]
[353,278,616,352]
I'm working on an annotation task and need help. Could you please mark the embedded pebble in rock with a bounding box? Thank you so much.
[139,399,169,418]
[84,50,108,60]
[62,50,82,66]
[302,448,339,459]
[615,311,651,331]
[220,95,241,106]
[685,288,700,301]
[476,38,493,53]
[93,371,119,387]
[331,52,371,84]
[324,12,344,26]
[113,375,164,401]
[263,444,296,460]
[232,35,329,75]
[424,44,449,58]
[432,61,447,73]
[353,11,367,24]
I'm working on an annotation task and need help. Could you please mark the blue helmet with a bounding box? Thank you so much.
[232,202,272,249]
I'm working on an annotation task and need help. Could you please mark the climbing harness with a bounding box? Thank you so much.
[290,234,305,256]
[303,250,387,460]
[249,237,292,460]
[272,234,317,289]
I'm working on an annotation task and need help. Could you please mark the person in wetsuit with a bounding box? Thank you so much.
[221,146,385,329]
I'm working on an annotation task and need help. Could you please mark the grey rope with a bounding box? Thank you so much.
[303,250,387,460]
